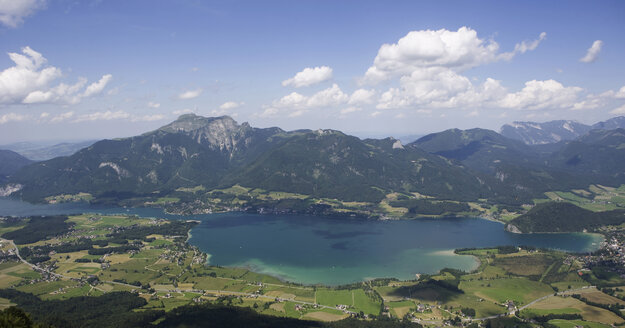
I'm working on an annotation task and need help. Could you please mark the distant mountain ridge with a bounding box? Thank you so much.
[0,150,33,184]
[6,114,493,204]
[0,140,96,161]
[3,114,625,213]
[410,127,614,200]
[500,116,625,145]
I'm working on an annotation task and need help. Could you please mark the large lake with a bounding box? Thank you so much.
[0,198,603,285]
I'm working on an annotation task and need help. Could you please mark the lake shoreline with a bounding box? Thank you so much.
[0,197,605,285]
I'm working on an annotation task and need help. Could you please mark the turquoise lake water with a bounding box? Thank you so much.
[0,197,603,285]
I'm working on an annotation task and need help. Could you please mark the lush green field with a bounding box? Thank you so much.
[460,278,554,305]
[316,289,353,308]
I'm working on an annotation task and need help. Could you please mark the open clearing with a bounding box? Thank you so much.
[527,296,625,325]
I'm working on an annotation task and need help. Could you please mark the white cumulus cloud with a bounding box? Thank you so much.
[0,47,112,105]
[219,101,242,110]
[148,102,161,108]
[282,66,333,88]
[348,89,376,105]
[0,46,61,104]
[272,84,349,112]
[514,32,547,53]
[362,27,546,84]
[0,0,46,28]
[580,40,603,63]
[499,80,583,110]
[260,85,375,118]
[178,89,202,100]
[498,32,547,60]
[83,74,112,97]
[22,78,86,104]
[306,84,348,108]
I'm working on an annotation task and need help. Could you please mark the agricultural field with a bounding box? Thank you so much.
[523,295,625,325]
[45,192,93,204]
[542,184,625,212]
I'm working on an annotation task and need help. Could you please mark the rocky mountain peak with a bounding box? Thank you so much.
[159,114,238,133]
[157,114,249,152]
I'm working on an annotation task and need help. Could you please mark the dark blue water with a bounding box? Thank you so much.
[0,198,602,285]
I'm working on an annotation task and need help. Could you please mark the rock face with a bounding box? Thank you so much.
[157,115,254,152]
[505,223,522,234]
[0,183,22,197]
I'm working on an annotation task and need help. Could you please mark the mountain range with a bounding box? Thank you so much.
[0,140,96,161]
[0,150,33,184]
[500,116,625,145]
[1,114,624,214]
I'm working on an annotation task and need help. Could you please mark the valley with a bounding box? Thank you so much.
[0,212,624,327]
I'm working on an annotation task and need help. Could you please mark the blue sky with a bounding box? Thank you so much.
[0,0,624,143]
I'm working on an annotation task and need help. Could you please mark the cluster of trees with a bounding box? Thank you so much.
[107,221,196,240]
[460,307,475,317]
[511,202,625,233]
[525,313,582,323]
[87,244,140,256]
[158,303,423,328]
[0,307,40,328]
[19,238,107,259]
[0,289,425,328]
[455,246,522,254]
[3,216,72,244]
[388,199,471,216]
[17,237,138,262]
[0,290,162,328]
